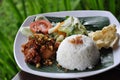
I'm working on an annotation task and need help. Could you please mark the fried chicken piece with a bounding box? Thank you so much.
[21,33,60,67]
[21,38,41,67]
[34,34,56,59]
[34,33,59,65]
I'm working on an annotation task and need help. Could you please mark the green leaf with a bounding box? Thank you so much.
[28,48,113,73]
[72,0,82,10]
[21,0,27,18]
[82,0,98,10]
[26,0,35,15]
[82,16,110,31]
[64,0,71,10]
[6,0,23,23]
[109,0,116,14]
[98,0,104,10]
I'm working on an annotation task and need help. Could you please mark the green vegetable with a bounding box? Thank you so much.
[46,16,110,31]
[82,16,110,31]
[58,16,88,36]
[20,26,33,37]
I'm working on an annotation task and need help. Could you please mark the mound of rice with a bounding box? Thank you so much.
[56,34,100,71]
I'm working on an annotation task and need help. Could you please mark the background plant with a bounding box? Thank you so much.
[0,0,120,80]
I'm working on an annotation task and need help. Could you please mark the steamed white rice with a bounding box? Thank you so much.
[56,34,100,71]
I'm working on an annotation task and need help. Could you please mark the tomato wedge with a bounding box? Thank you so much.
[30,20,52,34]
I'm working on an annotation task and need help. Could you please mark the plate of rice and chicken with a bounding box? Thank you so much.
[14,11,120,78]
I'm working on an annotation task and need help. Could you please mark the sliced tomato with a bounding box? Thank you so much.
[30,20,52,34]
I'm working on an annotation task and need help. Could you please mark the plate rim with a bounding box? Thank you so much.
[14,10,120,79]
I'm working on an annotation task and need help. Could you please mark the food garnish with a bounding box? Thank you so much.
[69,35,83,44]
[30,20,52,34]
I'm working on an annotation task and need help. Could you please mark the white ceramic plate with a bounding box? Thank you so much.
[14,10,120,79]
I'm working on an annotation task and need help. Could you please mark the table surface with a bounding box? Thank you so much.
[12,64,120,80]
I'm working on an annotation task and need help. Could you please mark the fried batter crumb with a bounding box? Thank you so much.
[36,63,40,68]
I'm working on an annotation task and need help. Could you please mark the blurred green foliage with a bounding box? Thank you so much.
[0,0,120,79]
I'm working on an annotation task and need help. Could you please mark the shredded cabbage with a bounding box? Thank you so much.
[58,16,87,36]
[20,26,33,37]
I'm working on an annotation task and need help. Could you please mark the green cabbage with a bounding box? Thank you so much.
[58,16,88,36]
